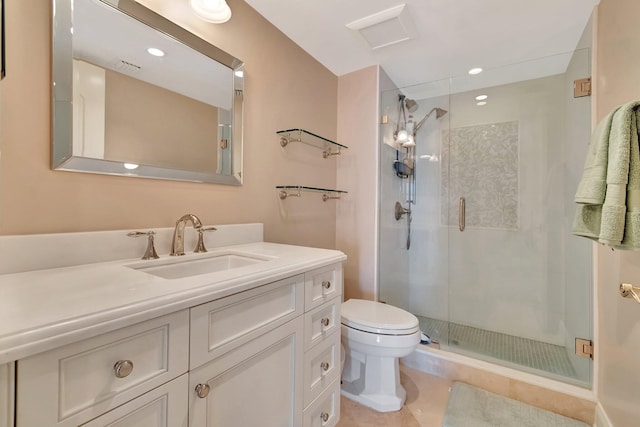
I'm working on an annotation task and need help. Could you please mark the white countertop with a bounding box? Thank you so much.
[0,242,346,364]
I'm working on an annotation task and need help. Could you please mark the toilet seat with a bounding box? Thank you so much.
[341,299,418,335]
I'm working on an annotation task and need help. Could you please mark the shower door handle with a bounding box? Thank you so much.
[459,197,465,232]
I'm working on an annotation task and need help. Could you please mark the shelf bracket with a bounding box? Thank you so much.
[322,147,342,158]
[322,194,341,202]
[620,283,640,304]
[279,189,302,200]
[279,136,300,147]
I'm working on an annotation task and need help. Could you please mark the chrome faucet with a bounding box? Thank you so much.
[170,214,203,256]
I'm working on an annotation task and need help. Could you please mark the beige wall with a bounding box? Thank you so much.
[336,66,378,301]
[594,1,640,426]
[0,0,338,250]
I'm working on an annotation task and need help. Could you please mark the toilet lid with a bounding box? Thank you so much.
[341,299,419,335]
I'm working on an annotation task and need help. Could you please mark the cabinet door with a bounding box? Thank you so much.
[189,318,303,427]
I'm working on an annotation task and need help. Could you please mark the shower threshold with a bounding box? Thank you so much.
[416,316,579,380]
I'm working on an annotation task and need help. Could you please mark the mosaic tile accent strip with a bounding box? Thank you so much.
[417,315,577,379]
[441,121,519,229]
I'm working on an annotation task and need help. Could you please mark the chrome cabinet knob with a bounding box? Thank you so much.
[322,280,331,290]
[321,361,330,372]
[320,412,329,423]
[113,360,134,378]
[320,317,330,327]
[195,383,210,398]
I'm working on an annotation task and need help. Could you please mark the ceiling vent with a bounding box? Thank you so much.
[346,4,416,50]
[115,59,142,74]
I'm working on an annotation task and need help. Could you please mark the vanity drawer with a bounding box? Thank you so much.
[304,297,340,351]
[304,264,343,311]
[303,378,340,427]
[190,274,305,368]
[303,330,340,407]
[81,374,188,427]
[16,310,189,427]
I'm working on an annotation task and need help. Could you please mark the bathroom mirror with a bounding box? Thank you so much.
[52,0,244,184]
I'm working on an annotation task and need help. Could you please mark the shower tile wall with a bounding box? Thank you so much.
[441,121,519,230]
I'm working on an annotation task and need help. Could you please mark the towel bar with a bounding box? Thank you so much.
[619,283,640,304]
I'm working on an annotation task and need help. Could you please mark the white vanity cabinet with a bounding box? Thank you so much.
[11,261,344,427]
[188,265,343,427]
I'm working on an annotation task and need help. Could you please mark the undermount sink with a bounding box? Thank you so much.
[128,253,268,279]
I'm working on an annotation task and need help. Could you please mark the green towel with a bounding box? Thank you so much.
[573,101,640,249]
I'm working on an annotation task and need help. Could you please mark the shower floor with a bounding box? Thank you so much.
[416,316,578,380]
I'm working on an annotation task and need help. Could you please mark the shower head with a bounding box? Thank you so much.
[398,94,418,113]
[434,107,448,119]
[404,97,418,113]
[414,107,448,133]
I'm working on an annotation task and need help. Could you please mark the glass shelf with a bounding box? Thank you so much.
[277,129,348,158]
[276,185,347,201]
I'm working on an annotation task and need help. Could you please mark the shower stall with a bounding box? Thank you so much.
[378,48,593,387]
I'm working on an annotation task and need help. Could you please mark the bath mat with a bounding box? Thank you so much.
[442,382,589,427]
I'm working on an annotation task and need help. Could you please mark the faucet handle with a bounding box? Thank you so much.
[194,227,217,253]
[127,231,160,260]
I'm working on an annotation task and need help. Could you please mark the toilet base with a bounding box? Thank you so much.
[341,385,407,412]
[340,350,408,412]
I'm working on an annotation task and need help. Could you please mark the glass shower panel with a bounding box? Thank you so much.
[378,79,451,322]
[445,50,592,386]
[379,85,411,309]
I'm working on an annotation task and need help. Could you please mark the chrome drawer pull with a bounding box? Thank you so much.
[322,280,331,290]
[113,360,134,378]
[321,361,330,372]
[320,317,330,327]
[320,412,330,423]
[195,383,210,398]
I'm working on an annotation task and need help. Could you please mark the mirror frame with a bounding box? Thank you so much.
[52,0,245,185]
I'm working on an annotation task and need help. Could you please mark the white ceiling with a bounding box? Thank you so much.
[244,0,600,90]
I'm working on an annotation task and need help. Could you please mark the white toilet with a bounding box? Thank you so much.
[340,299,420,412]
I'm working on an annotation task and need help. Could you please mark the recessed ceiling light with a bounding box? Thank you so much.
[234,70,244,78]
[190,0,232,24]
[475,95,488,101]
[147,48,165,57]
[468,67,483,75]
[477,101,487,106]
[124,163,139,170]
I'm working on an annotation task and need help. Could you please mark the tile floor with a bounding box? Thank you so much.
[417,316,578,380]
[336,365,453,427]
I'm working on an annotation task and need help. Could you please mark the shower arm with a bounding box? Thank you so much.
[414,107,438,134]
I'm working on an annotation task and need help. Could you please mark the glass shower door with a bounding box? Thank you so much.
[444,50,593,386]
